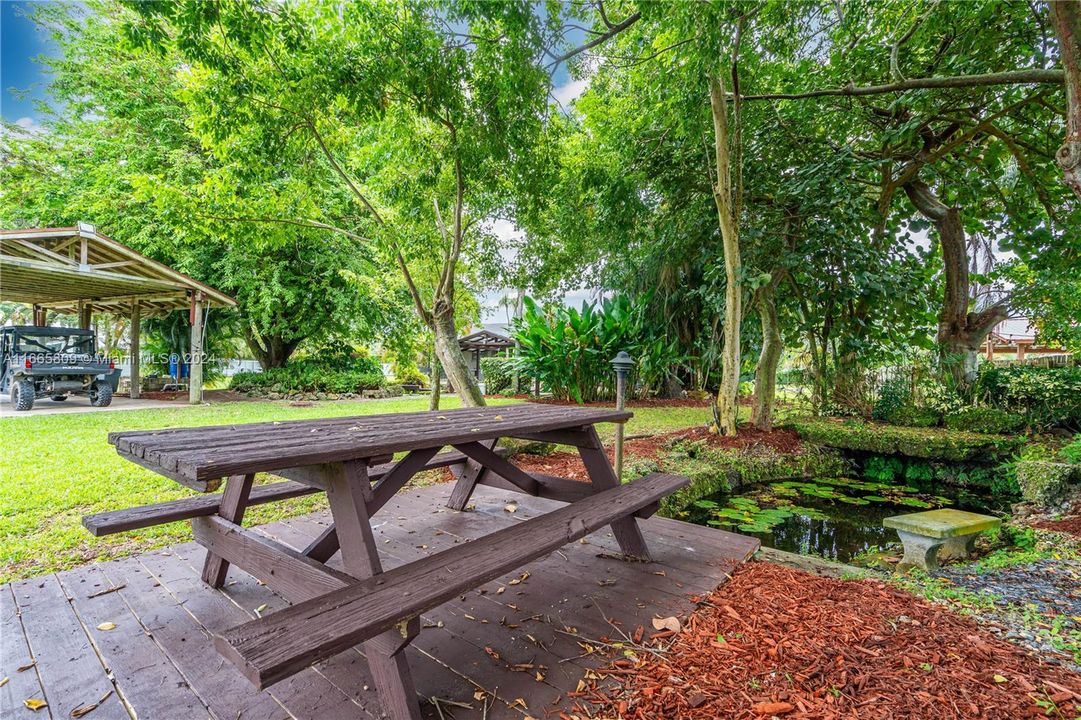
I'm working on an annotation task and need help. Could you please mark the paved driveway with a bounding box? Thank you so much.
[0,395,189,418]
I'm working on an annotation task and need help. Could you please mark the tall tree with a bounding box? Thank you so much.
[126,0,557,406]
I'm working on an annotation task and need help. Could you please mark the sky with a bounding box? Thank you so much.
[1,0,54,131]
[1,0,590,324]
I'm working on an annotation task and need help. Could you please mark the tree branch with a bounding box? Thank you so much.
[549,10,641,66]
[733,69,1064,101]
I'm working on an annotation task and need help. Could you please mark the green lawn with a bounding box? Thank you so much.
[0,396,713,583]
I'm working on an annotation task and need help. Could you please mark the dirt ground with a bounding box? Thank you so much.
[571,562,1081,720]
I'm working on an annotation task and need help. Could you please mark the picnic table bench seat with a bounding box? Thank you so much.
[82,447,509,537]
[214,472,689,689]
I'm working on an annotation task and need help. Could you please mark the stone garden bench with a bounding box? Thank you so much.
[884,509,1001,571]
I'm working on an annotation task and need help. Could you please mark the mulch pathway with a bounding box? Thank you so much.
[571,562,1081,720]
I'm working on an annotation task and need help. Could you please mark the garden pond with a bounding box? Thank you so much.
[684,471,1016,563]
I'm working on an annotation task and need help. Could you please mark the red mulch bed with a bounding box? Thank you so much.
[573,563,1081,720]
[1032,503,1081,539]
[509,426,803,483]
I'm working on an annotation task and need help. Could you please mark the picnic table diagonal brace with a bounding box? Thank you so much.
[445,424,652,561]
[202,473,256,587]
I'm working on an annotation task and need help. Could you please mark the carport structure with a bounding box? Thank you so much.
[0,222,236,403]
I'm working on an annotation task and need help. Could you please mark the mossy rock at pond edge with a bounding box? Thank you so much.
[1016,460,1080,508]
[784,417,1023,462]
[658,446,849,514]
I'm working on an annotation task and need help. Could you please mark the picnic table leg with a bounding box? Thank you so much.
[324,460,423,720]
[302,524,340,563]
[201,473,256,587]
[577,427,652,561]
[446,437,498,511]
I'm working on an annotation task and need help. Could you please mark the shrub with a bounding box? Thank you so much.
[392,366,429,388]
[480,356,518,395]
[786,417,1023,462]
[944,407,1025,434]
[1059,435,1081,465]
[872,376,911,422]
[976,365,1081,430]
[1016,460,1081,507]
[887,405,940,428]
[230,353,386,395]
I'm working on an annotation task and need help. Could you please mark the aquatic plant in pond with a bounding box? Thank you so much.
[685,476,1007,563]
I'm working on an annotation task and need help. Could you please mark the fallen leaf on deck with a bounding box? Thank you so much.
[504,504,517,513]
[96,622,117,631]
[254,604,268,616]
[651,616,681,633]
[473,690,486,701]
[16,662,35,672]
[0,677,8,688]
[23,699,47,711]
[535,671,545,682]
[494,415,504,420]
[496,587,505,594]
[71,690,113,718]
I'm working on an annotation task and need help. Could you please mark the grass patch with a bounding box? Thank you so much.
[0,395,705,582]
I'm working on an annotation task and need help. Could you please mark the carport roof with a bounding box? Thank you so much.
[0,222,235,315]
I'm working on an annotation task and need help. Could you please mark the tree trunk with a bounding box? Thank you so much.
[431,307,485,407]
[428,344,442,411]
[903,180,1008,387]
[709,73,743,437]
[244,330,297,369]
[1051,0,1081,200]
[751,282,782,430]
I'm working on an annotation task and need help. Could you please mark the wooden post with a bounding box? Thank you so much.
[32,305,46,326]
[189,292,204,404]
[130,302,141,400]
[77,301,92,330]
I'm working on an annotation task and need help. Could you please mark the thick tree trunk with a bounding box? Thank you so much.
[903,180,1009,387]
[431,307,485,407]
[1051,0,1081,200]
[751,283,782,430]
[428,344,441,411]
[710,73,743,437]
[245,330,297,369]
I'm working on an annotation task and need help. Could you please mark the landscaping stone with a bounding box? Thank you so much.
[1017,460,1081,508]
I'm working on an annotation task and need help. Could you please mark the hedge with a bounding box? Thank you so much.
[785,417,1023,462]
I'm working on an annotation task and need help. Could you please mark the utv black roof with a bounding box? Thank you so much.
[1,326,94,336]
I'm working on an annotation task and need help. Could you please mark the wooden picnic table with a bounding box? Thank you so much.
[86,403,688,719]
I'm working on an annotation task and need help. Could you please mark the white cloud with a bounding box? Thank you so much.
[552,78,589,109]
[14,116,45,135]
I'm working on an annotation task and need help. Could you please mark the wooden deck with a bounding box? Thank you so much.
[2,483,757,720]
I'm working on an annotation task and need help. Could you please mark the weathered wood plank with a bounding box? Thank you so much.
[82,448,503,538]
[1,585,51,720]
[56,564,209,720]
[453,441,540,495]
[578,427,652,560]
[191,515,353,601]
[11,575,128,720]
[216,473,688,689]
[202,473,255,587]
[136,550,364,720]
[109,404,630,482]
[98,554,290,720]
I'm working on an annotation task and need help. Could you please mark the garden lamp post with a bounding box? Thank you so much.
[611,351,635,482]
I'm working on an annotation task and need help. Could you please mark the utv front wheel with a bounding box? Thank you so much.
[89,380,113,407]
[11,380,35,411]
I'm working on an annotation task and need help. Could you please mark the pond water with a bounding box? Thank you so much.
[684,475,1014,563]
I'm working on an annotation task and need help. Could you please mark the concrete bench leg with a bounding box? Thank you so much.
[938,533,977,561]
[896,530,944,571]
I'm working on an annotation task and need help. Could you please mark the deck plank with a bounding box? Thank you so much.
[56,564,210,720]
[1,585,52,720]
[99,554,291,720]
[10,575,128,720]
